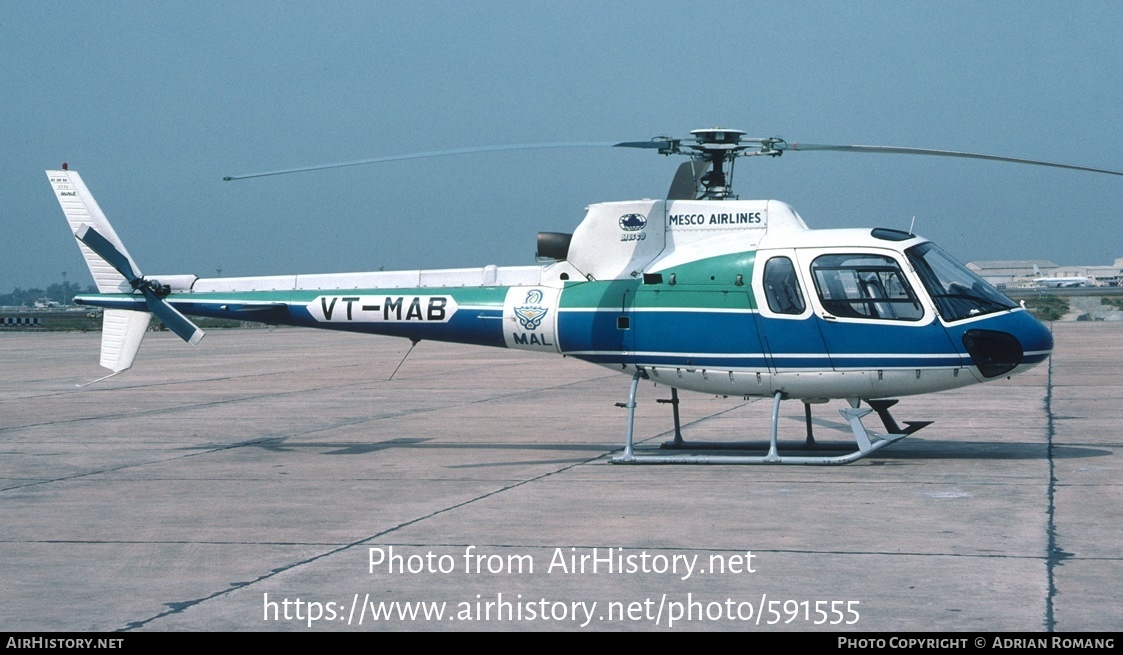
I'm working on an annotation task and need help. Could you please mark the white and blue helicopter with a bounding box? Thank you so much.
[48,129,1123,464]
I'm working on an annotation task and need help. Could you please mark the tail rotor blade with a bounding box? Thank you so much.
[74,224,141,282]
[76,225,204,346]
[143,290,204,346]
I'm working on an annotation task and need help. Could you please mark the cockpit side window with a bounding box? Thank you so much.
[763,256,806,315]
[811,254,923,321]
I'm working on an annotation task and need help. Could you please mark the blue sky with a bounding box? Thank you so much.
[3,2,1121,291]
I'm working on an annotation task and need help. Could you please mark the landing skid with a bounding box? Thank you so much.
[610,371,926,465]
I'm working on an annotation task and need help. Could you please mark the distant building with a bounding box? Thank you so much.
[1083,257,1123,287]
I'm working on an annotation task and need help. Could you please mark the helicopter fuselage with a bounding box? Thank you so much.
[75,196,1053,401]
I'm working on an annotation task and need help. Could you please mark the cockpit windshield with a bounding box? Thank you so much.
[906,242,1018,322]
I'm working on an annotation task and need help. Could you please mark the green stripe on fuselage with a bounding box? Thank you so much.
[178,286,511,306]
[559,251,758,310]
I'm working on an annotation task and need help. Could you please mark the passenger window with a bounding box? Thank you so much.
[763,257,806,315]
[811,254,922,321]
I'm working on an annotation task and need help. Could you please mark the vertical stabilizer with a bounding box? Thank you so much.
[99,309,150,373]
[47,168,205,378]
[47,169,141,293]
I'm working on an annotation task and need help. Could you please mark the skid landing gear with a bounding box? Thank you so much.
[610,372,927,465]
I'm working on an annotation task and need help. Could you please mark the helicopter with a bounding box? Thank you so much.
[47,129,1123,464]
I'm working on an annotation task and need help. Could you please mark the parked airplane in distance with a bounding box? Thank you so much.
[1032,265,1090,288]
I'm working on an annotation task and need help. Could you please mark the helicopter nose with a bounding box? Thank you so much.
[962,314,1053,379]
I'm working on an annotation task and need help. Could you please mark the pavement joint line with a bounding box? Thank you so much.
[119,431,617,631]
[112,376,768,629]
[1043,335,1070,632]
[0,538,1093,562]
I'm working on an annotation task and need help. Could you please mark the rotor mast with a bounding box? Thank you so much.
[635,128,777,200]
[686,128,745,199]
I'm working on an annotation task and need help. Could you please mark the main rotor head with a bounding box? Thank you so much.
[616,128,788,199]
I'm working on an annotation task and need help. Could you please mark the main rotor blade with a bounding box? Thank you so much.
[74,224,141,282]
[614,139,677,150]
[142,290,204,346]
[223,142,627,181]
[777,143,1123,177]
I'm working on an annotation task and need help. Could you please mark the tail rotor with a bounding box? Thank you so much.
[73,224,204,346]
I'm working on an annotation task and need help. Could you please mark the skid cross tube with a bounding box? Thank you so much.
[611,378,912,465]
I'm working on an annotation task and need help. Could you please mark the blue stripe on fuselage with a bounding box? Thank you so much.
[252,302,507,347]
[558,307,967,371]
[76,295,507,348]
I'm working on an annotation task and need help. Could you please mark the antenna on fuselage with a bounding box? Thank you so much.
[388,338,421,381]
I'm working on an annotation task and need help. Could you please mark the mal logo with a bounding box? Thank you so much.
[618,213,647,232]
[514,289,548,330]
